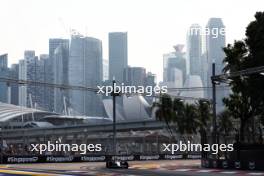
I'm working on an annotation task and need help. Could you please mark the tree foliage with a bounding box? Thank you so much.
[222,12,264,143]
[153,94,211,138]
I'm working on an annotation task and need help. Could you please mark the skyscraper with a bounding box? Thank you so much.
[168,68,183,88]
[18,59,27,106]
[187,24,202,76]
[19,51,45,108]
[206,18,226,112]
[124,66,146,87]
[0,54,8,68]
[24,50,35,59]
[109,32,128,82]
[145,72,156,87]
[200,53,209,89]
[163,45,186,85]
[103,59,109,81]
[49,39,69,59]
[145,72,156,103]
[40,54,52,111]
[69,34,103,116]
[0,54,8,103]
[53,41,70,113]
[48,39,70,112]
[206,18,226,76]
[9,64,19,105]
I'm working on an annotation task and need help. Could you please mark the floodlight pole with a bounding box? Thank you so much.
[211,63,217,145]
[112,79,117,156]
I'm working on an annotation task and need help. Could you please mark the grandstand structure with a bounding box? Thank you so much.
[0,102,56,128]
[0,101,175,156]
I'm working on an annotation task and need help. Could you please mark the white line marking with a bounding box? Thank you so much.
[220,171,238,174]
[248,173,264,176]
[69,171,85,173]
[174,169,192,172]
[196,170,213,173]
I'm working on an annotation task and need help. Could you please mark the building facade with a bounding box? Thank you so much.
[145,72,156,87]
[0,54,9,103]
[206,18,226,112]
[187,24,202,76]
[163,45,186,87]
[9,64,19,105]
[109,32,128,82]
[18,51,48,110]
[47,39,70,112]
[103,59,109,81]
[68,35,104,116]
[52,40,70,114]
[124,66,146,87]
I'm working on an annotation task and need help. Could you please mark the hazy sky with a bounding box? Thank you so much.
[0,0,263,81]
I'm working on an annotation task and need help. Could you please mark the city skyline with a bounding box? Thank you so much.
[1,0,263,81]
[0,1,264,173]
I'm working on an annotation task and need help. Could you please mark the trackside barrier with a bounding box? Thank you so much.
[2,154,201,164]
[201,159,264,171]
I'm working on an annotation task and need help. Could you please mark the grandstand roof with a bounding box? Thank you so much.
[0,102,55,122]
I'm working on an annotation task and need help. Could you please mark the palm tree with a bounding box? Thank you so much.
[174,102,200,143]
[182,104,200,135]
[196,100,211,132]
[153,95,211,144]
[196,100,212,158]
[172,98,185,135]
[152,94,175,136]
[218,110,234,158]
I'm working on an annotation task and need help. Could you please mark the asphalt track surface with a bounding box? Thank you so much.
[0,160,264,176]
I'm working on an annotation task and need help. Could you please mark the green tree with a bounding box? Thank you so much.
[153,95,194,134]
[217,110,234,143]
[182,104,200,135]
[222,12,264,143]
[217,110,234,158]
[172,98,185,135]
[196,100,211,134]
[152,94,175,135]
[195,100,212,157]
[154,95,212,143]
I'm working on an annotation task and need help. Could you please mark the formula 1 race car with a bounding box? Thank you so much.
[106,160,129,169]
